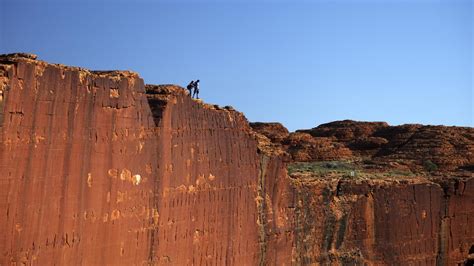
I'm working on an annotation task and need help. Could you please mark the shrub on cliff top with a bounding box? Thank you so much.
[423,160,438,172]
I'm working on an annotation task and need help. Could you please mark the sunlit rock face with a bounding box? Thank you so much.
[0,54,269,265]
[0,54,472,265]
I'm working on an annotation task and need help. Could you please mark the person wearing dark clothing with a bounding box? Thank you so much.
[193,79,200,99]
[186,80,194,96]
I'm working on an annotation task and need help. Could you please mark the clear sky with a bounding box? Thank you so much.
[1,0,472,131]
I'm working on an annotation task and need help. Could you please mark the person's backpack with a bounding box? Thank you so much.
[187,82,194,90]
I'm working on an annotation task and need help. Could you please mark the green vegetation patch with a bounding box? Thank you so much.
[287,161,360,177]
[386,169,416,177]
[423,160,438,172]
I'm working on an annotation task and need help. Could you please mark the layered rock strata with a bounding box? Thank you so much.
[252,120,474,173]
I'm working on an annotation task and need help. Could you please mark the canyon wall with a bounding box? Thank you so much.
[0,54,160,264]
[253,121,474,265]
[145,84,264,264]
[287,177,474,265]
[0,54,472,265]
[0,54,279,265]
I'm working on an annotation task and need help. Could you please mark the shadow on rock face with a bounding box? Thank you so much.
[465,245,474,266]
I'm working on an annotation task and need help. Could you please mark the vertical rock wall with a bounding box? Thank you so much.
[254,153,295,265]
[0,56,276,265]
[438,178,474,265]
[145,85,263,264]
[288,178,474,265]
[0,55,159,264]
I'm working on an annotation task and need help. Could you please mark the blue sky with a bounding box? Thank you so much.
[1,0,472,131]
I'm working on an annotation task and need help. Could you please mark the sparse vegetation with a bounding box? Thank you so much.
[287,160,421,180]
[423,160,438,172]
[287,161,360,177]
[386,169,415,177]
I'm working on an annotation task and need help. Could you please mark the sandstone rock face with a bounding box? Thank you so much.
[375,124,474,171]
[0,54,278,264]
[0,54,160,264]
[144,84,265,265]
[249,122,289,143]
[301,120,390,142]
[288,177,474,265]
[1,54,472,265]
[252,120,474,173]
[284,132,353,162]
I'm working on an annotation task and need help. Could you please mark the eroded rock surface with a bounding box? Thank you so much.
[0,54,275,264]
[0,54,472,265]
[0,53,159,265]
[251,120,474,173]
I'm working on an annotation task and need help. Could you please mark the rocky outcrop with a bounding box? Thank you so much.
[374,124,474,172]
[1,54,472,265]
[301,120,389,142]
[251,120,474,173]
[284,132,353,162]
[249,122,289,143]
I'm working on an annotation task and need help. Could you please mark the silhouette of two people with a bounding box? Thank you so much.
[187,80,200,99]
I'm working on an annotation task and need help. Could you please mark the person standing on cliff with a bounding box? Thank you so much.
[193,80,200,99]
[186,80,195,97]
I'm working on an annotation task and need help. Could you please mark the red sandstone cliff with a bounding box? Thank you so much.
[252,121,474,265]
[0,54,472,265]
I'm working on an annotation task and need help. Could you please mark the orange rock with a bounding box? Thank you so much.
[0,54,472,265]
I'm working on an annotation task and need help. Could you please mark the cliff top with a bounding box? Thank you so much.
[0,53,140,79]
[145,84,243,115]
[0,53,242,117]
